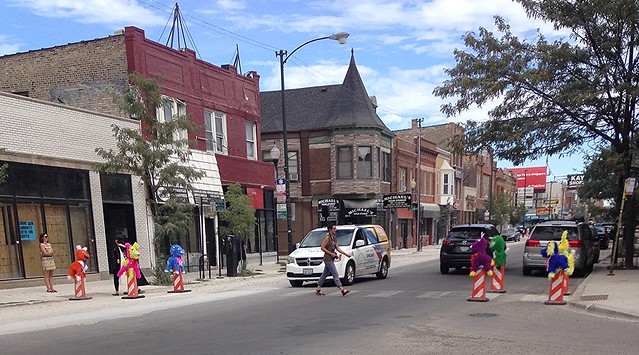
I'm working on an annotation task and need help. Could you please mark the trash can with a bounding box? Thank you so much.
[225,235,238,277]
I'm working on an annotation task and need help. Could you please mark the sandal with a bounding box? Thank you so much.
[315,289,325,296]
[341,288,350,296]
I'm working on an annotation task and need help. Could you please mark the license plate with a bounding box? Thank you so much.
[303,268,313,275]
[459,246,469,252]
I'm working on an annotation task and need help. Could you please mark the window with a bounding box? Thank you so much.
[382,151,391,182]
[357,146,372,178]
[288,151,299,181]
[337,146,353,179]
[399,168,407,191]
[376,148,381,178]
[246,121,257,159]
[204,110,227,154]
[443,173,454,195]
[157,97,187,144]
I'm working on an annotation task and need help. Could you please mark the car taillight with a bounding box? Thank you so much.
[442,240,451,246]
[569,240,582,248]
[526,239,540,247]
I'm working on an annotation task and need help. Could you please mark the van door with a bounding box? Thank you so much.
[352,229,373,275]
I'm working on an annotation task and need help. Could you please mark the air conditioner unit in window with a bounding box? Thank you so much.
[290,173,299,181]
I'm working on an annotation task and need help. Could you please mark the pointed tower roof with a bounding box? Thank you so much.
[260,51,392,135]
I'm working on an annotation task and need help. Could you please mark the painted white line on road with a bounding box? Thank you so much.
[365,291,403,298]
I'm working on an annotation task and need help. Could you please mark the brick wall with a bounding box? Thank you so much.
[0,35,129,117]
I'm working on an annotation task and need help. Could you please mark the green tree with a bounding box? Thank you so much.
[0,148,7,184]
[510,205,527,227]
[95,72,205,283]
[219,183,256,275]
[490,191,515,229]
[579,147,622,221]
[434,0,639,267]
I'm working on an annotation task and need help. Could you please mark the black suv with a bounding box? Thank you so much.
[439,224,499,274]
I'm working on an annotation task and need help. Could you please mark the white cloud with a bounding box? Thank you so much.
[217,0,246,11]
[0,35,20,56]
[11,0,165,26]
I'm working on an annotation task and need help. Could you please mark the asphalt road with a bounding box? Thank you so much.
[2,243,638,355]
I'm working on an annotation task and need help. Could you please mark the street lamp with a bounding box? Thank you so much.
[269,144,280,263]
[276,32,350,254]
[410,178,417,249]
[415,118,423,251]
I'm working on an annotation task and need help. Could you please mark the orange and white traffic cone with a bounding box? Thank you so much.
[467,269,489,302]
[167,270,191,293]
[563,272,571,295]
[69,274,92,301]
[544,270,566,305]
[488,266,506,293]
[122,272,145,299]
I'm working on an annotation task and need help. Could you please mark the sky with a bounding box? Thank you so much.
[0,0,587,179]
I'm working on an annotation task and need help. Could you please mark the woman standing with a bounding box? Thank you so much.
[316,223,351,296]
[39,233,57,292]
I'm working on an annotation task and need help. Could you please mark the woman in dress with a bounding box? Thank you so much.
[39,233,57,292]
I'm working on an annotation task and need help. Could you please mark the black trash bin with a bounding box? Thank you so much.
[225,235,238,277]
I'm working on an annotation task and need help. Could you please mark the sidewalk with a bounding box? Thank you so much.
[0,244,637,325]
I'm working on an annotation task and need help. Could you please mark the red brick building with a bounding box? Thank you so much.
[0,27,275,266]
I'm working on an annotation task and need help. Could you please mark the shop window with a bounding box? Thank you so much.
[0,202,21,279]
[66,171,89,200]
[41,169,66,199]
[70,202,97,272]
[43,203,71,277]
[13,165,40,197]
[100,174,133,202]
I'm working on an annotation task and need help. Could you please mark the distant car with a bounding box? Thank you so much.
[592,225,609,250]
[286,224,391,287]
[439,224,499,274]
[595,222,615,249]
[522,219,599,277]
[501,228,522,242]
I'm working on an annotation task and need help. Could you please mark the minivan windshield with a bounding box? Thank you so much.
[530,226,578,241]
[299,229,353,247]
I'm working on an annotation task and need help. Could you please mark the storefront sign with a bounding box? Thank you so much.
[567,174,584,190]
[318,198,341,222]
[19,221,36,241]
[383,194,412,209]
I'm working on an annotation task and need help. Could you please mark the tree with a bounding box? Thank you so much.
[579,147,621,221]
[219,183,256,275]
[434,0,639,267]
[95,72,205,283]
[490,191,515,229]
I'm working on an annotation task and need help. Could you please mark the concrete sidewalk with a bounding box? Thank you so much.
[0,243,637,327]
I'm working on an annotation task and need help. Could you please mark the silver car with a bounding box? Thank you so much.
[522,220,599,276]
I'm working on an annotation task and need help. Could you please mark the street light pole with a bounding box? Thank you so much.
[276,32,349,255]
[416,118,423,251]
[269,144,280,263]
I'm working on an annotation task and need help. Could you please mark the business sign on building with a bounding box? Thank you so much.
[567,174,584,190]
[508,166,547,191]
[382,194,412,209]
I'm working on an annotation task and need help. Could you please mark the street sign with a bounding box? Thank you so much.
[276,204,287,219]
[625,177,636,196]
[543,199,559,205]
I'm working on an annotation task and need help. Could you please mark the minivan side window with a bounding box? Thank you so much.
[374,226,389,242]
[354,230,368,246]
[364,229,378,244]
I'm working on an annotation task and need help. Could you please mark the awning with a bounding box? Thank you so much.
[420,203,440,218]
[342,199,377,217]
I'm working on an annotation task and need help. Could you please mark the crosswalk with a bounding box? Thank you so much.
[283,288,507,300]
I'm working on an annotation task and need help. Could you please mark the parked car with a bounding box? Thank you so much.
[439,224,499,274]
[286,224,391,287]
[522,219,599,277]
[501,228,522,242]
[595,222,615,249]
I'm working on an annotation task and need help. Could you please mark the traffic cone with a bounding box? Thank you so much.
[69,274,92,301]
[563,272,571,295]
[488,266,506,293]
[467,269,489,302]
[167,270,191,293]
[544,270,566,305]
[122,272,145,299]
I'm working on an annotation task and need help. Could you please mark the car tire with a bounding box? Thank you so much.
[289,280,303,287]
[522,267,532,276]
[440,264,449,274]
[342,261,355,286]
[376,258,389,279]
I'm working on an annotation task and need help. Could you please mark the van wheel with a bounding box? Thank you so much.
[440,264,449,274]
[342,262,355,286]
[376,258,389,279]
[289,280,303,287]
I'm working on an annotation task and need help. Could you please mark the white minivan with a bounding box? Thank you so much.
[286,225,391,287]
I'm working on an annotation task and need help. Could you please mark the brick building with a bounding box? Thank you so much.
[0,27,275,272]
[260,53,393,252]
[0,92,147,284]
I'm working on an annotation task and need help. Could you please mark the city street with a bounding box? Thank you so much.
[1,243,638,355]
